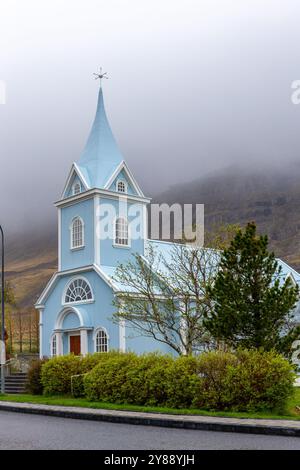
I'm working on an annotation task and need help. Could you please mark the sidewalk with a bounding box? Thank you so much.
[0,400,300,437]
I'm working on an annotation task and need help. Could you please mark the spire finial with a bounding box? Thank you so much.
[93,67,108,87]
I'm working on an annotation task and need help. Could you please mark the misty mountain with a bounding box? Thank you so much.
[5,164,300,309]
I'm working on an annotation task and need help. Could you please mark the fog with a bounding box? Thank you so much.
[1,0,300,234]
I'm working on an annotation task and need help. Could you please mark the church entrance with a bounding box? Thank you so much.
[70,335,81,355]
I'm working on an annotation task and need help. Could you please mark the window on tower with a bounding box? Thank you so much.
[117,180,126,193]
[73,182,82,195]
[115,217,129,246]
[71,217,84,249]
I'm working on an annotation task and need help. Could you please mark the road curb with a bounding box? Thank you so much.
[0,401,300,437]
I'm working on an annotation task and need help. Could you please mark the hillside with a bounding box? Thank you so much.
[6,164,300,309]
[154,164,300,268]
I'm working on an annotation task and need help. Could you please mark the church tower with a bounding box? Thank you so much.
[35,83,152,358]
[56,85,150,273]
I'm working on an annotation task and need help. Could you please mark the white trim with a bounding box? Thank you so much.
[286,272,297,287]
[116,178,128,194]
[35,264,114,307]
[58,208,62,271]
[62,275,94,306]
[61,163,89,198]
[70,216,85,250]
[50,332,57,357]
[80,329,88,356]
[93,326,110,353]
[103,160,145,197]
[55,187,151,208]
[94,195,100,265]
[143,204,147,255]
[73,163,90,190]
[119,319,126,352]
[114,216,131,248]
[39,308,44,359]
[55,306,84,330]
[92,264,118,291]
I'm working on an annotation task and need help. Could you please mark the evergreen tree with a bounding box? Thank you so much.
[204,222,300,355]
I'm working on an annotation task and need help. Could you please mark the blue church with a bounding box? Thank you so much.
[35,85,300,359]
[35,85,175,358]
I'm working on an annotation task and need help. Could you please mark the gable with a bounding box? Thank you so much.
[108,168,138,195]
[104,161,144,197]
[62,163,89,199]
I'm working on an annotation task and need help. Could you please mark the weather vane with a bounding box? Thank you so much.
[93,67,108,86]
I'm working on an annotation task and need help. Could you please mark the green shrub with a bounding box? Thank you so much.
[84,352,140,402]
[224,349,296,412]
[41,353,108,395]
[71,374,86,398]
[193,350,238,410]
[26,359,48,395]
[41,349,295,412]
[192,349,295,412]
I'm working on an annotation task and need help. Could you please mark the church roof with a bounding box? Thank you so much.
[76,87,124,189]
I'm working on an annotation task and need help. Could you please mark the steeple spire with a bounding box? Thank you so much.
[77,83,123,189]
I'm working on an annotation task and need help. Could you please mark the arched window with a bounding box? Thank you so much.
[51,334,57,357]
[117,180,126,193]
[64,277,93,304]
[95,328,109,353]
[73,182,82,195]
[115,217,129,246]
[71,217,84,249]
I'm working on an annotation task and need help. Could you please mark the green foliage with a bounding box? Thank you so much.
[40,350,294,412]
[71,374,86,398]
[82,350,294,412]
[204,222,300,355]
[26,359,48,395]
[224,349,296,412]
[41,353,106,395]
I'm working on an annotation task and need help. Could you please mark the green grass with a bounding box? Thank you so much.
[1,389,300,421]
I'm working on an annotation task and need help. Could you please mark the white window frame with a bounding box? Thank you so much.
[116,179,127,194]
[51,333,57,357]
[114,216,130,247]
[70,216,85,250]
[72,181,82,195]
[94,327,109,353]
[63,276,94,305]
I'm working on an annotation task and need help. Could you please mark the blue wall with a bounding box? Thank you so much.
[98,196,145,266]
[60,197,94,271]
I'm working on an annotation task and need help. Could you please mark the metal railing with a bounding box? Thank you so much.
[3,356,32,376]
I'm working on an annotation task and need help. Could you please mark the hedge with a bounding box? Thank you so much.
[39,349,296,412]
[41,353,115,395]
[83,350,295,411]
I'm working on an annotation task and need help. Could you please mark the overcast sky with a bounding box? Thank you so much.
[1,0,300,233]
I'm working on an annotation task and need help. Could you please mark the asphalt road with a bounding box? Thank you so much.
[0,410,300,450]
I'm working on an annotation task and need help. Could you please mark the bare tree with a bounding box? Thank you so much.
[113,244,219,355]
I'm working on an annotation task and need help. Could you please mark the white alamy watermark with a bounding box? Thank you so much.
[0,81,6,104]
[96,198,204,246]
[291,80,300,104]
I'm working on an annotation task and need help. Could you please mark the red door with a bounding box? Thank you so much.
[70,335,81,355]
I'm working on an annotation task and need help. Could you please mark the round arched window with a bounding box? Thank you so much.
[95,328,109,353]
[65,278,93,303]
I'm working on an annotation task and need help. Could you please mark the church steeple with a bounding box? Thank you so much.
[76,86,124,189]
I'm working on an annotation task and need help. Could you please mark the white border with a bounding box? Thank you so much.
[70,216,85,250]
[104,161,145,197]
[62,275,94,306]
[93,326,110,353]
